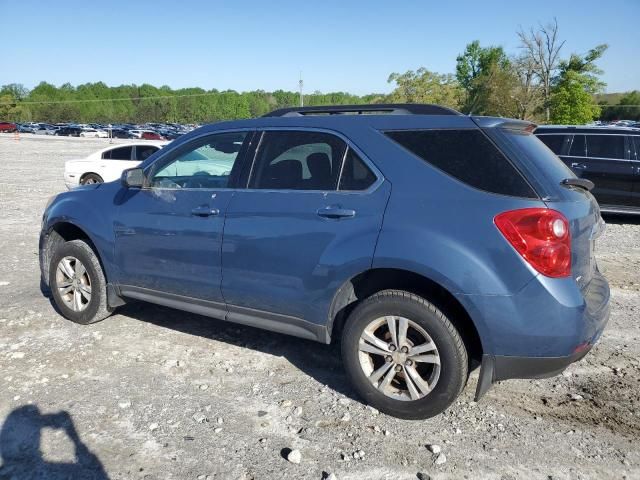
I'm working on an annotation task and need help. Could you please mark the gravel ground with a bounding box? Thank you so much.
[0,134,639,480]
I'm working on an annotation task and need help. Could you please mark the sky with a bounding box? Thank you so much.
[1,0,638,95]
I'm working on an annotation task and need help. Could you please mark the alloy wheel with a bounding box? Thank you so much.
[358,316,441,401]
[55,256,92,311]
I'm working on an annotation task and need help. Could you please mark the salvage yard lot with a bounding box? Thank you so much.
[0,134,639,479]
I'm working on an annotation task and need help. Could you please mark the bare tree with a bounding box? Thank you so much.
[511,54,543,120]
[517,18,565,122]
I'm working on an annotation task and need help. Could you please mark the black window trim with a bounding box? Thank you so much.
[243,127,384,194]
[536,132,635,161]
[383,127,539,200]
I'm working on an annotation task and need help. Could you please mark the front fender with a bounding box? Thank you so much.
[41,183,119,283]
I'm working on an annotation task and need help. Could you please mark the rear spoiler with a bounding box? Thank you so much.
[561,177,594,191]
[471,116,537,133]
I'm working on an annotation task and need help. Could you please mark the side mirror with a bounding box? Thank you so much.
[121,168,145,188]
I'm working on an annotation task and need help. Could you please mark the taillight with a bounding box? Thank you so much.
[494,208,571,278]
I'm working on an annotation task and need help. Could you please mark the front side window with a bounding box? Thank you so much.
[249,131,346,190]
[135,145,159,161]
[150,132,247,189]
[586,134,625,159]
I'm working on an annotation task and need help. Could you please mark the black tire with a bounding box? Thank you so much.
[49,239,113,325]
[80,173,103,185]
[341,290,468,419]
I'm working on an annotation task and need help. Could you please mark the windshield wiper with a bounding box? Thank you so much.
[561,178,594,191]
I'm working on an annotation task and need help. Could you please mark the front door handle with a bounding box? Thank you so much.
[191,205,220,217]
[571,162,587,170]
[316,206,356,219]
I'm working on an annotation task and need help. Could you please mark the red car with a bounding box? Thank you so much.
[141,131,164,140]
[0,122,17,133]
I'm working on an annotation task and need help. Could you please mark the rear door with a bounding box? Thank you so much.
[221,129,389,328]
[579,134,634,207]
[631,136,640,207]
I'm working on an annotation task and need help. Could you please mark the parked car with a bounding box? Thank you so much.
[34,125,58,135]
[63,141,168,188]
[141,131,164,140]
[535,125,640,214]
[40,104,609,419]
[55,126,83,137]
[108,128,137,139]
[0,122,17,132]
[18,124,38,133]
[79,128,109,138]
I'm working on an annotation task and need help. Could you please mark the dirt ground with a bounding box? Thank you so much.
[0,134,639,480]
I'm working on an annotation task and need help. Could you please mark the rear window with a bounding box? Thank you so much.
[537,134,569,155]
[385,129,536,198]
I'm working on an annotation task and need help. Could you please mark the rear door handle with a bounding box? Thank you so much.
[571,162,587,170]
[316,206,356,219]
[191,205,220,217]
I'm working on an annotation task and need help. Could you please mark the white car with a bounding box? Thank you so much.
[64,141,168,188]
[79,128,109,138]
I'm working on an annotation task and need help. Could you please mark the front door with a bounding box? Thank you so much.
[114,131,252,303]
[221,130,389,328]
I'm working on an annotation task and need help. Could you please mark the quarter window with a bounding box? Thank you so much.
[150,132,247,189]
[339,148,377,191]
[586,135,625,159]
[385,129,536,198]
[250,131,346,190]
[102,146,133,160]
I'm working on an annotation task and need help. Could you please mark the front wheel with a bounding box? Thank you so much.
[341,290,468,419]
[49,239,113,324]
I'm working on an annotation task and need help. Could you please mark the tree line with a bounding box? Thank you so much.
[1,19,636,124]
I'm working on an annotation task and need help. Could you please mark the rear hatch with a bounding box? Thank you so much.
[475,117,604,290]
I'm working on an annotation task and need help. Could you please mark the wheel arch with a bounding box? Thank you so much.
[79,172,104,184]
[327,267,485,364]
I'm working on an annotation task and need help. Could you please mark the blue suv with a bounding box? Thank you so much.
[40,104,610,419]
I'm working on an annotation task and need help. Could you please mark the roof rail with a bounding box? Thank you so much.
[263,103,462,117]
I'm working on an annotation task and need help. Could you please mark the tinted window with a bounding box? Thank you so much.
[339,148,377,191]
[569,135,586,157]
[537,134,568,155]
[135,145,159,161]
[586,135,625,159]
[103,146,133,160]
[634,136,640,160]
[250,131,346,190]
[150,132,247,189]
[385,129,536,198]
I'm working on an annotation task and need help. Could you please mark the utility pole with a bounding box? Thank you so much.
[299,72,304,107]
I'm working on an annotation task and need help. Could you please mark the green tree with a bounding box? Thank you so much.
[455,41,513,114]
[550,71,601,124]
[387,68,462,109]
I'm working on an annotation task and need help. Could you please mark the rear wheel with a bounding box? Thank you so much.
[341,290,468,419]
[49,239,113,324]
[81,173,103,185]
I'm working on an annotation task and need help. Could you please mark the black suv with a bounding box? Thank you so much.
[535,126,640,213]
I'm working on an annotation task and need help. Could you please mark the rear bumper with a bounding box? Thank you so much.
[475,345,593,400]
[463,269,610,400]
[64,172,80,189]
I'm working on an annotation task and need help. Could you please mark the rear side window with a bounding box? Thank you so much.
[103,146,133,160]
[569,135,586,157]
[339,148,377,191]
[250,131,346,190]
[385,129,536,198]
[537,134,569,155]
[633,136,640,160]
[586,135,625,159]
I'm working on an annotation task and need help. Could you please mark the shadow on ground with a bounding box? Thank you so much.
[602,213,640,225]
[117,301,359,401]
[0,405,108,480]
